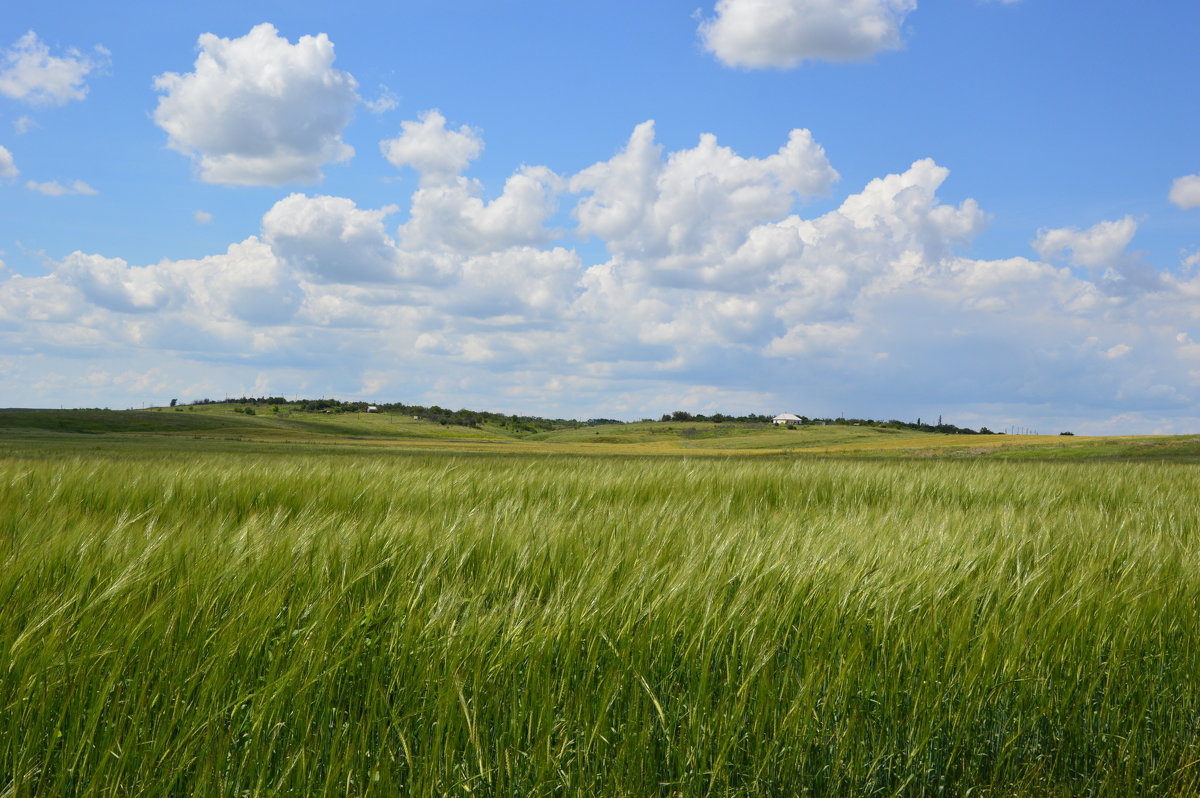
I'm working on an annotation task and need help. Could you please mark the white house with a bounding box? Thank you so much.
[772,413,803,425]
[366,406,378,413]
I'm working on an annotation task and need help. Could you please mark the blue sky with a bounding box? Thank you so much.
[1,0,1197,432]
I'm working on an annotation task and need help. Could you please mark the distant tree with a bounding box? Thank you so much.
[169,398,177,407]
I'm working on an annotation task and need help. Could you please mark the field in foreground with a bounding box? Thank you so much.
[3,443,1200,796]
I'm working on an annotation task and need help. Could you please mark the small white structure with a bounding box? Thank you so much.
[772,413,803,425]
[366,406,378,413]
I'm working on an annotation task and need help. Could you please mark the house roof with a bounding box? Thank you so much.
[773,413,802,421]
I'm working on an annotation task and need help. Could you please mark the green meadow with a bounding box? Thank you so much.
[3,409,1200,795]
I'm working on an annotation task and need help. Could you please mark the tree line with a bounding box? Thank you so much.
[179,397,998,435]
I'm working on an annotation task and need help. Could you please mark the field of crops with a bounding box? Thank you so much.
[3,443,1200,796]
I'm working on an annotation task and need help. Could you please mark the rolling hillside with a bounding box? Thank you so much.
[2,404,1197,460]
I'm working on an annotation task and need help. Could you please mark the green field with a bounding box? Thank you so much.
[4,404,1198,460]
[3,410,1200,795]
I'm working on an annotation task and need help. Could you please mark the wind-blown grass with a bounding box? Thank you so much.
[2,448,1199,796]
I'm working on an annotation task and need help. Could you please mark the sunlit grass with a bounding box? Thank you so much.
[3,446,1200,795]
[5,406,1198,461]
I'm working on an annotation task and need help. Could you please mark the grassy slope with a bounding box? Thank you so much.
[3,405,1198,460]
[0,406,509,444]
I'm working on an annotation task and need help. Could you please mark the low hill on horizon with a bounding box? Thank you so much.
[2,404,1199,461]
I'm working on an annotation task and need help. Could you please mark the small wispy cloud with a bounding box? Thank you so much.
[26,178,98,196]
[365,85,399,114]
[0,31,109,107]
[1169,175,1200,210]
[194,209,213,224]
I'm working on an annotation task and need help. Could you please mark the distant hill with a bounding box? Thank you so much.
[3,402,1198,461]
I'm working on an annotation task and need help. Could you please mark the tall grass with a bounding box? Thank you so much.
[2,449,1199,796]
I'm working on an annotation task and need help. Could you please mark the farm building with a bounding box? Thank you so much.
[772,413,803,425]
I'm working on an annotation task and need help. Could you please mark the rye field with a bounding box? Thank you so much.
[3,422,1200,795]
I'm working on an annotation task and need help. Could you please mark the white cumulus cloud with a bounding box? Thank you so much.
[441,247,584,321]
[401,166,563,254]
[380,110,483,184]
[571,121,837,267]
[7,114,1200,431]
[9,237,302,344]
[700,0,917,69]
[571,155,986,364]
[263,194,406,283]
[0,31,107,106]
[1169,174,1200,210]
[55,252,173,313]
[183,237,303,325]
[1033,216,1137,269]
[0,145,17,179]
[153,23,358,186]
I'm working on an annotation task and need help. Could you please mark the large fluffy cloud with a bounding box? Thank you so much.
[48,238,301,327]
[263,194,407,284]
[700,0,917,69]
[571,154,985,361]
[153,23,358,186]
[570,121,837,273]
[379,110,563,254]
[400,166,563,254]
[257,183,580,325]
[55,253,173,313]
[0,31,107,106]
